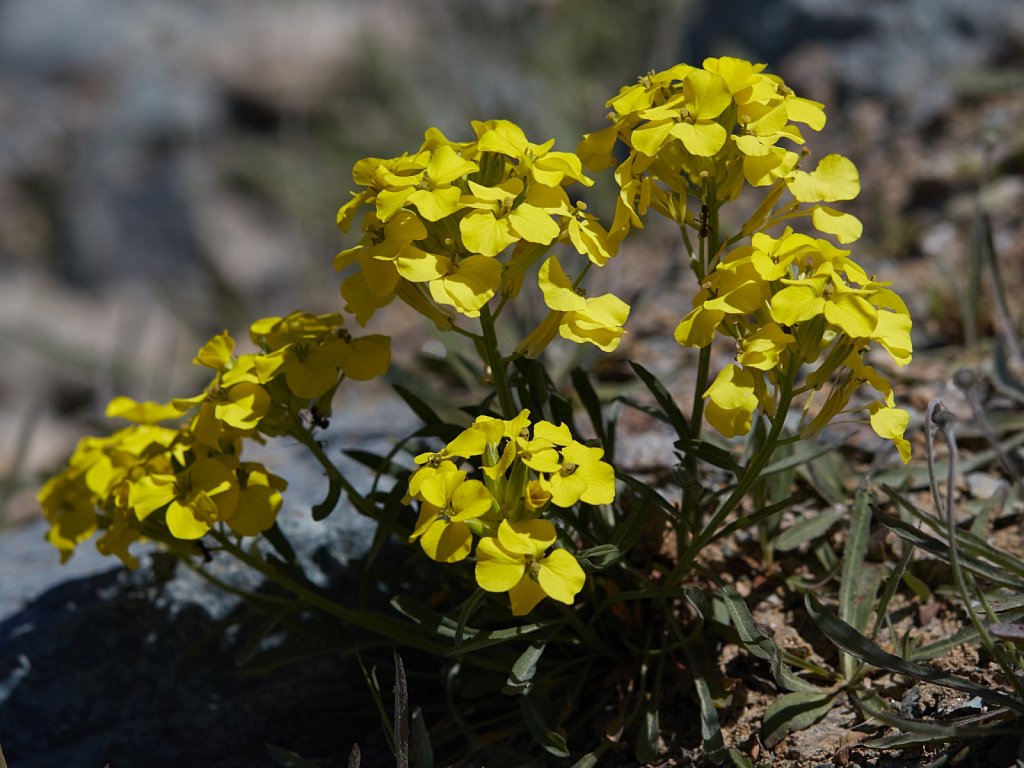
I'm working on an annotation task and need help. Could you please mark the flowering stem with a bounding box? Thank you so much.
[689,345,711,442]
[479,303,517,418]
[667,361,798,588]
[208,529,475,661]
[290,417,375,519]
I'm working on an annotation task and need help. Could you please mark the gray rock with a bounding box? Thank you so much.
[0,391,416,766]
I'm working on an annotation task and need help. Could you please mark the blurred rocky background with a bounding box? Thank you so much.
[1,0,1023,764]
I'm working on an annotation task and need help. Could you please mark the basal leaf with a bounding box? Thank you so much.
[761,691,835,747]
[806,593,1024,713]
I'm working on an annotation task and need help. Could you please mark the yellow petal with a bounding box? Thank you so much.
[475,538,526,592]
[869,404,911,464]
[812,206,863,244]
[508,204,559,245]
[420,519,474,563]
[193,331,234,371]
[675,304,724,348]
[106,396,187,424]
[507,577,547,616]
[787,154,860,202]
[538,257,587,312]
[460,211,515,257]
[537,549,586,605]
[340,335,391,381]
[166,497,213,540]
[670,120,727,157]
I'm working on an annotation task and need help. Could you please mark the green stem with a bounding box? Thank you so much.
[290,416,375,518]
[210,530,466,659]
[479,303,517,418]
[682,200,717,535]
[689,345,712,442]
[667,361,798,588]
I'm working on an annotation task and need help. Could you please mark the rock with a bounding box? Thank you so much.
[0,387,415,766]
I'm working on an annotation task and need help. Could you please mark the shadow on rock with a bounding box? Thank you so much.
[0,552,390,768]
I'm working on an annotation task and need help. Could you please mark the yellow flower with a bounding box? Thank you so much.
[537,257,630,351]
[375,145,478,222]
[737,323,795,371]
[474,119,592,188]
[666,69,733,157]
[704,364,760,438]
[39,472,98,562]
[225,462,287,536]
[540,440,615,507]
[409,462,493,563]
[459,177,560,257]
[129,456,239,540]
[565,202,618,267]
[475,519,586,615]
[869,403,912,464]
[427,254,502,317]
[786,154,860,203]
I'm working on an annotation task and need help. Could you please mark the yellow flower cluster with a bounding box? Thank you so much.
[407,410,614,615]
[39,312,390,565]
[580,58,912,460]
[335,120,629,354]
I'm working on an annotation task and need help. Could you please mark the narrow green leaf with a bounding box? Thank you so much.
[873,430,1024,488]
[686,646,727,764]
[390,595,467,639]
[675,438,741,475]
[983,594,1024,613]
[394,652,410,768]
[718,584,828,694]
[343,449,407,478]
[235,605,295,668]
[774,505,845,552]
[906,612,1024,661]
[761,691,835,747]
[575,544,621,569]
[569,752,601,768]
[630,361,690,438]
[856,691,1019,748]
[839,490,880,640]
[635,701,661,764]
[716,492,812,542]
[503,642,546,695]
[806,593,1024,713]
[874,505,1024,590]
[882,486,1024,580]
[799,449,848,506]
[727,748,754,768]
[392,383,442,425]
[266,744,323,768]
[520,694,570,757]
[513,358,554,421]
[571,366,607,446]
[262,521,298,564]
[605,398,621,466]
[311,469,342,521]
[444,622,547,655]
[410,707,434,768]
[762,437,846,477]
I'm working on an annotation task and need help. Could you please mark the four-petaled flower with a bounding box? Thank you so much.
[475,519,586,616]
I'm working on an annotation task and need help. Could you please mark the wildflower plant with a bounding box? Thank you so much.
[39,58,918,764]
